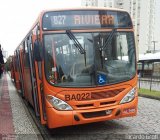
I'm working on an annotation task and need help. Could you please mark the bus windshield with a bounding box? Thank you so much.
[44,31,136,87]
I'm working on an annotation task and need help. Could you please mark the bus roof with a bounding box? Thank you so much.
[40,7,128,15]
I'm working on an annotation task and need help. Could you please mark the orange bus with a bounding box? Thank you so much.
[12,8,138,128]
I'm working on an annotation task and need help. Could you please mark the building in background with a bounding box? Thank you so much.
[139,0,155,54]
[81,0,114,7]
[154,0,160,52]
[139,0,160,54]
[81,0,97,6]
[81,0,160,54]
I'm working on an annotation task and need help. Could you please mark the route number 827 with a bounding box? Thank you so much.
[65,93,91,101]
[51,15,66,25]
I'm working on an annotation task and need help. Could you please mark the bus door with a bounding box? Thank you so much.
[16,50,25,97]
[27,35,40,117]
[23,40,34,107]
[32,33,47,124]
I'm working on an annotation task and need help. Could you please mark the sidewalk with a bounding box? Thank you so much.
[0,73,41,140]
[0,73,15,139]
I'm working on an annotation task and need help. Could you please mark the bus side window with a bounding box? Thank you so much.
[44,37,56,81]
[15,54,19,72]
[24,41,30,68]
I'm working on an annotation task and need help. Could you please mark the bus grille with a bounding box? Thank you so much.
[90,88,124,100]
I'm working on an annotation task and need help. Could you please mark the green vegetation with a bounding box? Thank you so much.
[138,88,160,99]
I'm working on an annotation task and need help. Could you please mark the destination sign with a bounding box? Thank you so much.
[42,10,132,30]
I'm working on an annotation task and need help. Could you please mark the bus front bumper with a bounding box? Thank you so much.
[46,96,138,128]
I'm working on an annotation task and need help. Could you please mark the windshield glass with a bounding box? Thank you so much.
[44,31,136,87]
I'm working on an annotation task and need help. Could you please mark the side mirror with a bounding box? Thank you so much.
[33,40,43,61]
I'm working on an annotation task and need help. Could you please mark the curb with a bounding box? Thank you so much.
[138,93,160,101]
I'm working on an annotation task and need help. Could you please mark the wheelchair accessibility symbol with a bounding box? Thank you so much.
[97,74,107,85]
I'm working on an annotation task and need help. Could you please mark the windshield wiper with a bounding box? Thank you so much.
[66,30,85,54]
[102,29,116,50]
[66,30,86,66]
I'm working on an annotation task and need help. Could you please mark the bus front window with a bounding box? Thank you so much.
[44,32,136,87]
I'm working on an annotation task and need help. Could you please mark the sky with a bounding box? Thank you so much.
[0,0,81,57]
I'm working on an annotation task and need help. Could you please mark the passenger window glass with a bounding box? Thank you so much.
[24,41,30,68]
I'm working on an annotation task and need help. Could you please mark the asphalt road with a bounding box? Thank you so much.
[42,97,160,140]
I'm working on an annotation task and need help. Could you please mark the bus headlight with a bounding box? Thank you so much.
[46,95,73,111]
[120,87,136,104]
